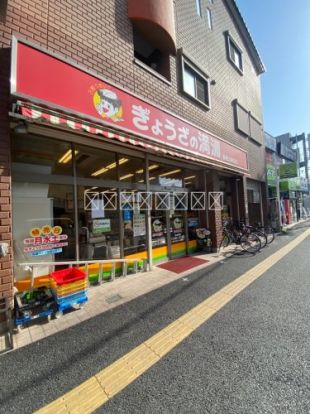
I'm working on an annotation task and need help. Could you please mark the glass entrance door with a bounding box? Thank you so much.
[169,211,186,259]
[151,211,169,263]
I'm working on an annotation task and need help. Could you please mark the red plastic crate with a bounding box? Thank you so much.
[50,267,86,286]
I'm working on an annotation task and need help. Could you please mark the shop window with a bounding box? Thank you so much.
[12,135,74,176]
[118,154,146,184]
[12,178,77,281]
[12,135,78,280]
[122,190,147,257]
[181,57,210,108]
[146,161,183,188]
[133,26,171,80]
[74,144,117,181]
[226,33,243,74]
[77,186,120,262]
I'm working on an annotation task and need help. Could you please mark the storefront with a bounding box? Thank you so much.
[10,37,249,285]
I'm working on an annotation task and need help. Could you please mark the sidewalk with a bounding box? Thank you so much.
[281,217,310,231]
[4,249,230,352]
[3,218,309,353]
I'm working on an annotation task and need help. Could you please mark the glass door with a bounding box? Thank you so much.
[151,211,169,263]
[169,211,186,259]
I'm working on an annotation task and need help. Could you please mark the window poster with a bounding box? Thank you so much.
[23,225,68,256]
[133,213,146,237]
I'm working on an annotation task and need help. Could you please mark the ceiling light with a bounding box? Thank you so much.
[120,173,134,180]
[159,169,181,177]
[119,158,128,165]
[149,176,156,181]
[184,175,196,180]
[58,150,78,164]
[92,158,128,177]
[149,164,159,171]
[91,166,108,176]
[136,164,159,174]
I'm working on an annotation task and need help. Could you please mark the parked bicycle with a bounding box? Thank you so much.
[220,219,261,254]
[246,223,275,246]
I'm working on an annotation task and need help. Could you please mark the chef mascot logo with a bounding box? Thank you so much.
[93,88,123,122]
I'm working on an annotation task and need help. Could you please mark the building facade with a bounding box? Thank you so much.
[276,132,310,222]
[0,0,266,316]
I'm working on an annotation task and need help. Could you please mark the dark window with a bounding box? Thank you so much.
[182,58,210,108]
[133,27,170,80]
[226,34,243,73]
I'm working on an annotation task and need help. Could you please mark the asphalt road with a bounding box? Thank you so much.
[0,224,309,413]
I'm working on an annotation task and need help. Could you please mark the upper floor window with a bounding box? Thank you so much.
[133,26,170,81]
[181,56,210,108]
[226,33,243,74]
[196,0,202,17]
[207,8,212,30]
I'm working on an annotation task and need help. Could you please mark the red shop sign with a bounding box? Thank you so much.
[11,38,248,171]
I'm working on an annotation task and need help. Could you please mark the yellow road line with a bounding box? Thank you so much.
[36,228,310,414]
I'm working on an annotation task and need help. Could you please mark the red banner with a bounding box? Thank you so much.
[12,40,248,171]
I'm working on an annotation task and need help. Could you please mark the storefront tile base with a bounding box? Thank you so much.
[6,251,230,351]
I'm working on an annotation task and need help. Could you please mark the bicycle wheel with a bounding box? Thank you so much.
[240,233,261,254]
[264,227,275,244]
[220,232,231,248]
[254,230,267,248]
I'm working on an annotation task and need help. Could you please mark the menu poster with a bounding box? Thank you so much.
[133,213,146,237]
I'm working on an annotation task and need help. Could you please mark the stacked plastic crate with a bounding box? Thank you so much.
[50,268,88,317]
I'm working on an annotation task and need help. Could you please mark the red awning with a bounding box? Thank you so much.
[16,103,246,174]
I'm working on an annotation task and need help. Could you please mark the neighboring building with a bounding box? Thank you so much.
[276,132,309,179]
[274,132,309,224]
[0,0,266,314]
[264,131,280,228]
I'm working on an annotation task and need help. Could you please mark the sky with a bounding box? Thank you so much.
[236,0,310,137]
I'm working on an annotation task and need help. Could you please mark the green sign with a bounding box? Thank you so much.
[279,162,297,179]
[266,164,277,187]
[280,177,301,191]
[92,218,111,234]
